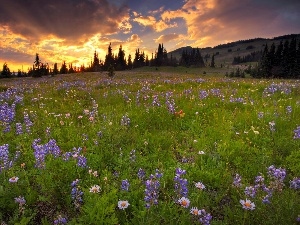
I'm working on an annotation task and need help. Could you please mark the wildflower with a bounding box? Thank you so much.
[233,174,242,187]
[198,209,212,225]
[93,171,98,177]
[14,196,26,215]
[137,168,146,180]
[269,121,276,132]
[286,106,292,114]
[244,186,257,198]
[9,176,19,183]
[77,155,87,168]
[14,196,26,205]
[195,182,206,190]
[144,172,162,208]
[89,185,101,193]
[71,179,83,210]
[293,126,300,139]
[198,151,205,155]
[118,200,130,210]
[240,199,255,210]
[262,195,271,204]
[178,197,190,208]
[20,163,25,168]
[121,114,131,126]
[190,207,200,215]
[174,168,188,198]
[175,110,185,118]
[258,112,264,119]
[121,179,130,191]
[15,123,23,135]
[290,177,300,190]
[54,215,67,225]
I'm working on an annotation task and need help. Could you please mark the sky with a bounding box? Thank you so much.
[0,0,300,71]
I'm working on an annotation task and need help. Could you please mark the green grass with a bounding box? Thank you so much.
[0,71,300,224]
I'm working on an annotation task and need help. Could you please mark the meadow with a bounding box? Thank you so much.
[0,68,300,225]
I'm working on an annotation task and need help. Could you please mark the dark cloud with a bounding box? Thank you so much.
[0,48,32,64]
[0,0,129,41]
[201,0,300,37]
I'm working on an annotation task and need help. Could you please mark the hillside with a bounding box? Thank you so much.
[168,34,300,67]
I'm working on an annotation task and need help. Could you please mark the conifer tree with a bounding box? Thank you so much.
[60,61,68,74]
[116,45,126,70]
[127,54,133,69]
[0,62,12,78]
[104,43,115,70]
[53,63,59,75]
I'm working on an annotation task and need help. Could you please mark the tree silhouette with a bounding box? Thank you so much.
[0,62,12,78]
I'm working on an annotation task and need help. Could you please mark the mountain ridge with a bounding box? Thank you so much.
[168,33,300,66]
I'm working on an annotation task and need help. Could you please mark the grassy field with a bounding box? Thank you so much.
[0,69,300,224]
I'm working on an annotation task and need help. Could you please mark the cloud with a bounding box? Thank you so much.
[162,0,300,47]
[154,33,182,43]
[133,15,177,32]
[0,0,131,41]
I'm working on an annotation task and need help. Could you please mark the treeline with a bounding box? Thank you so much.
[0,42,207,78]
[250,38,300,78]
[232,51,262,64]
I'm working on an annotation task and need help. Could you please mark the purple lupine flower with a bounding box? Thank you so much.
[244,186,257,198]
[268,165,286,182]
[293,126,300,139]
[32,139,61,168]
[121,115,131,126]
[54,215,68,225]
[71,179,83,210]
[0,144,20,172]
[199,90,209,100]
[267,165,286,191]
[15,123,23,135]
[290,177,300,190]
[233,173,242,187]
[77,155,87,168]
[269,121,276,132]
[23,111,33,133]
[14,196,26,205]
[15,196,26,215]
[144,172,162,208]
[174,168,188,198]
[198,209,213,225]
[286,106,292,114]
[121,179,130,191]
[152,95,161,107]
[262,194,271,204]
[0,144,9,171]
[137,168,146,180]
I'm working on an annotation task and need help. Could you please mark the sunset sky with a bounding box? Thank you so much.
[1,0,300,71]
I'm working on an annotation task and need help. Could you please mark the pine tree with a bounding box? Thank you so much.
[116,45,126,71]
[53,63,59,75]
[92,51,100,72]
[127,54,133,69]
[104,43,115,70]
[60,61,68,74]
[32,53,42,77]
[0,62,12,78]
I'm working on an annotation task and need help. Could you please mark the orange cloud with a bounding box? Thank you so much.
[133,15,177,32]
[154,33,182,43]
